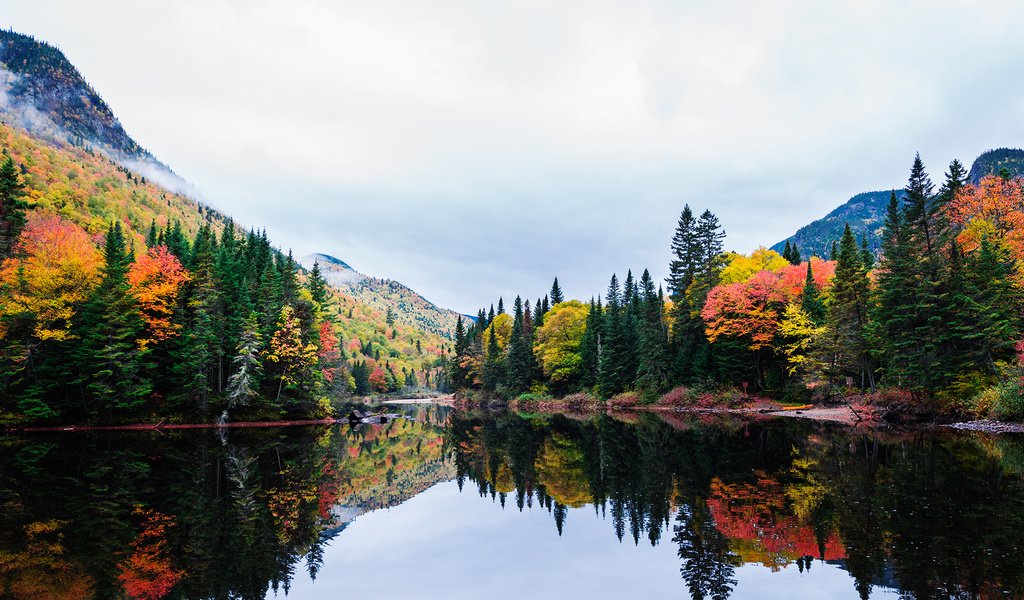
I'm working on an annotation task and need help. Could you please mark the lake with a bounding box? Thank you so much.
[2,405,1023,599]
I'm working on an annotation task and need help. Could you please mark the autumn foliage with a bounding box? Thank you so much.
[0,213,102,341]
[128,245,191,349]
[117,507,184,600]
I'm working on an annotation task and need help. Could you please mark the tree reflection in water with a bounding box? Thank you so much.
[445,410,1024,599]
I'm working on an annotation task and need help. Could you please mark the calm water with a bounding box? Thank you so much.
[2,407,1023,599]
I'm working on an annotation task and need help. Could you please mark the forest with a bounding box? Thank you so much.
[450,155,1024,421]
[0,122,450,425]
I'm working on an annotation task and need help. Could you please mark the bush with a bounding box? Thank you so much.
[608,392,640,408]
[990,378,1024,422]
[657,386,696,407]
[562,392,600,411]
[937,371,996,417]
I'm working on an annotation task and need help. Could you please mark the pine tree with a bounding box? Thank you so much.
[801,261,826,324]
[226,313,262,414]
[550,277,564,305]
[578,298,602,390]
[505,296,532,393]
[497,297,505,315]
[791,243,801,264]
[482,321,504,391]
[822,224,874,392]
[635,269,669,398]
[668,205,699,298]
[0,156,27,261]
[598,274,624,397]
[76,222,151,419]
[308,261,329,308]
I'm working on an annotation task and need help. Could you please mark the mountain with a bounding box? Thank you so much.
[967,148,1024,183]
[770,190,901,258]
[0,29,191,195]
[0,29,451,399]
[773,148,1024,258]
[301,253,460,339]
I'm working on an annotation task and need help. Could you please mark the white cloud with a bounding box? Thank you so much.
[5,0,1024,311]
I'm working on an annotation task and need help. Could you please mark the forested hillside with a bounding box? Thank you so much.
[0,32,454,424]
[452,154,1024,421]
[773,149,1024,260]
[301,253,460,339]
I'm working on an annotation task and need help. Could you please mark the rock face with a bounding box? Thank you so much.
[773,148,1024,258]
[300,253,461,339]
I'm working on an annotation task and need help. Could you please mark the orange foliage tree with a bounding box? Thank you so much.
[317,321,340,383]
[117,507,185,600]
[947,174,1024,259]
[0,213,102,341]
[127,245,191,349]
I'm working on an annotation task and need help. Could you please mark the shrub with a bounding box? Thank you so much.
[562,392,600,411]
[990,378,1024,422]
[608,392,640,408]
[657,386,696,407]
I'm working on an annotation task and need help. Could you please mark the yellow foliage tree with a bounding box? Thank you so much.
[481,312,513,351]
[0,214,102,341]
[719,247,790,284]
[533,300,588,384]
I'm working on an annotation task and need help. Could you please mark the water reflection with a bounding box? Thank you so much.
[0,405,452,599]
[1,407,1023,599]
[444,411,1024,599]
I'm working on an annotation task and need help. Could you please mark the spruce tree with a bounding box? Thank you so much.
[0,156,27,261]
[598,274,624,397]
[667,205,698,298]
[801,261,825,324]
[76,222,151,419]
[226,313,263,415]
[635,269,669,398]
[822,224,874,391]
[308,261,330,308]
[505,296,532,393]
[550,277,564,305]
[578,298,602,390]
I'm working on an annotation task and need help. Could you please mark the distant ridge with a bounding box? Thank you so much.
[300,253,460,339]
[773,148,1024,257]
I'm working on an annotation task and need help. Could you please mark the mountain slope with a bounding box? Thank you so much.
[773,148,1024,257]
[0,29,451,398]
[967,148,1024,183]
[0,29,191,196]
[770,190,901,258]
[301,253,459,339]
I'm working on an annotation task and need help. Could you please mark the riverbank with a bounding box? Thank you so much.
[452,389,1024,431]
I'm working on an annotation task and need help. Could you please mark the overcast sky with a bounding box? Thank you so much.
[6,1,1024,313]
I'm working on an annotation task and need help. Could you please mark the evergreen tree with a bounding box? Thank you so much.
[0,156,27,261]
[505,296,532,393]
[482,321,504,391]
[822,224,874,391]
[598,274,625,397]
[791,243,801,264]
[497,297,505,315]
[75,222,151,419]
[225,313,262,415]
[801,261,826,324]
[668,205,698,298]
[550,277,564,304]
[578,298,602,390]
[635,269,669,398]
[308,260,329,308]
